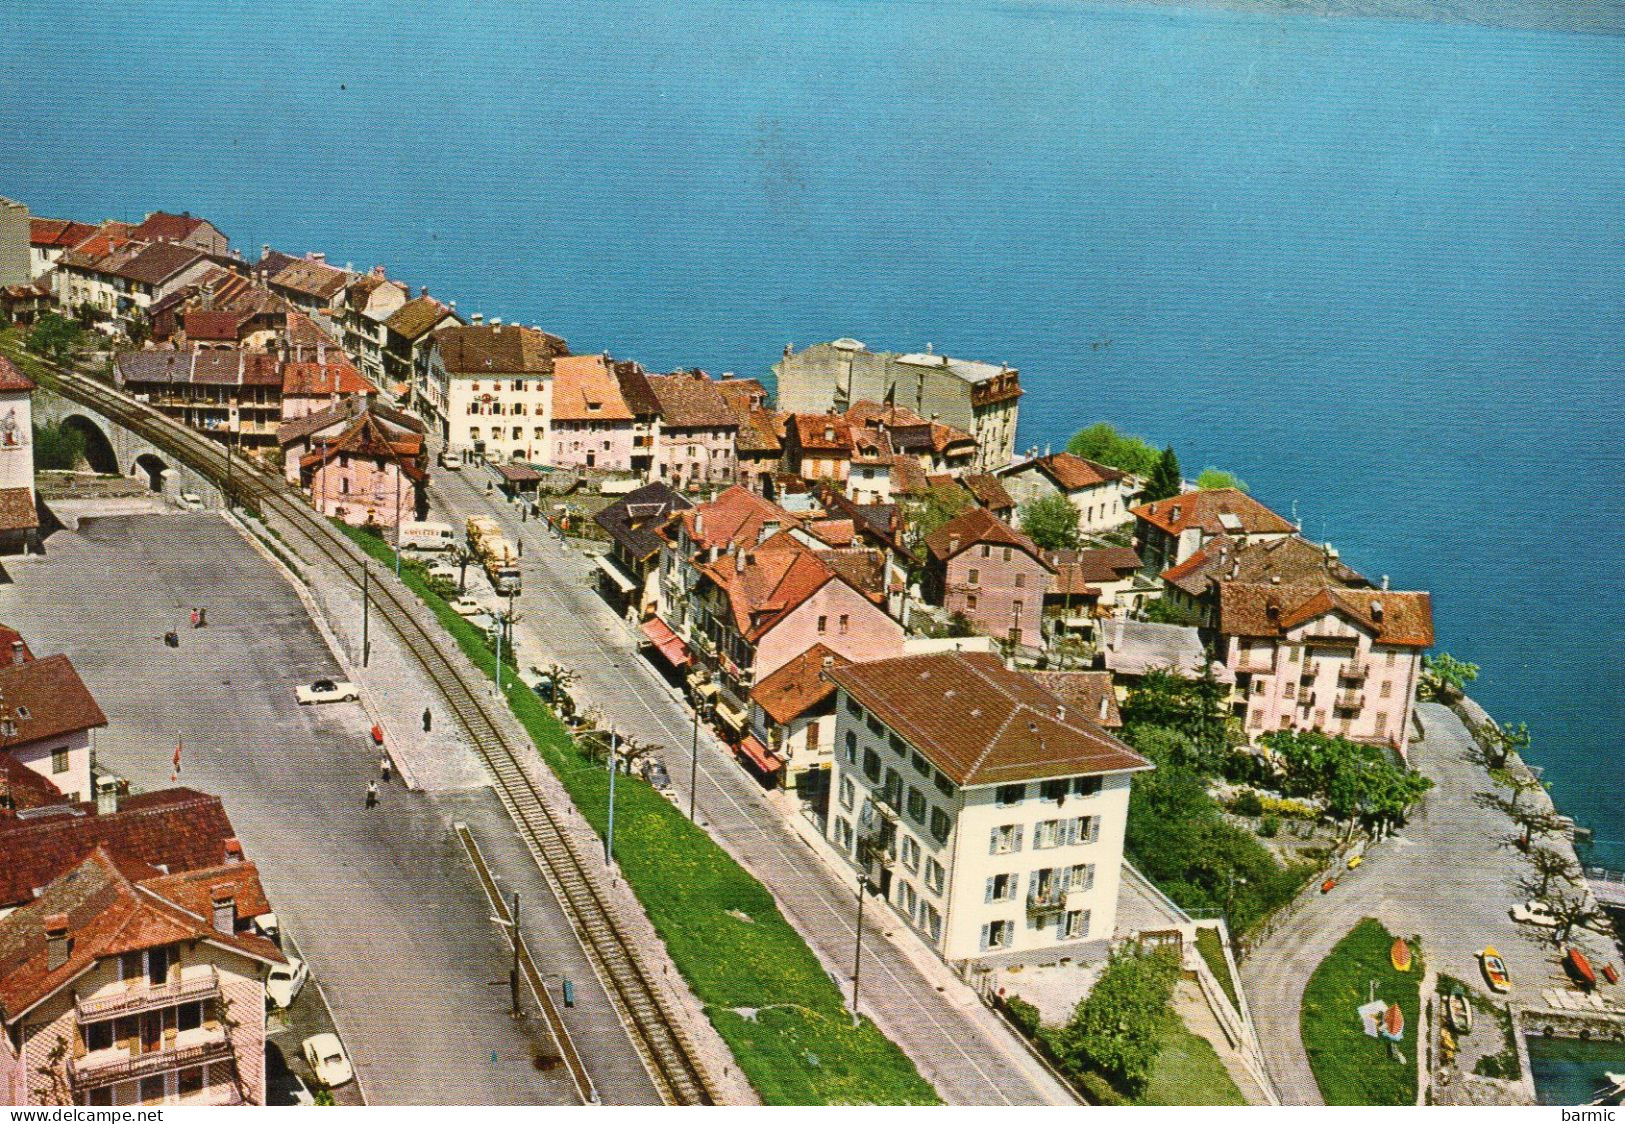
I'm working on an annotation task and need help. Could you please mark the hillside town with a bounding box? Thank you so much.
[0,196,1616,1110]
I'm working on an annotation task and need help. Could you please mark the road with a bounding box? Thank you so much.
[0,513,610,1106]
[429,467,1077,1106]
[1240,702,1613,1104]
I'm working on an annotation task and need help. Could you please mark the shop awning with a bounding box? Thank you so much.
[639,617,691,668]
[715,701,750,734]
[737,735,784,774]
[595,554,637,594]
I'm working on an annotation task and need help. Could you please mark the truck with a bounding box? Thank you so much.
[396,520,457,552]
[466,515,522,596]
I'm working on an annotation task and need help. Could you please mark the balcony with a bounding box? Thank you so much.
[1334,691,1365,711]
[75,967,220,1022]
[1338,663,1369,684]
[1298,692,1317,711]
[1300,661,1322,680]
[1026,891,1062,916]
[1236,654,1276,675]
[68,1032,234,1091]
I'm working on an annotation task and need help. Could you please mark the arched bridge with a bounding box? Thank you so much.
[33,386,226,507]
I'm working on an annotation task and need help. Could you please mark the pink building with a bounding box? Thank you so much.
[645,371,738,489]
[279,347,375,421]
[1218,582,1434,757]
[924,506,1055,651]
[549,355,638,472]
[278,397,427,529]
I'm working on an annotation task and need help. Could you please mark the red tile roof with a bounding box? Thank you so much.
[699,535,838,643]
[829,651,1149,786]
[671,486,801,553]
[1161,534,1371,598]
[552,354,633,422]
[179,309,249,341]
[281,357,372,398]
[1022,671,1123,728]
[129,211,211,244]
[1132,488,1295,538]
[645,371,738,429]
[0,654,106,749]
[269,257,351,301]
[434,323,567,375]
[789,414,853,453]
[0,626,33,668]
[0,756,67,814]
[961,473,1013,512]
[924,505,1048,566]
[750,643,852,725]
[28,219,97,249]
[1217,583,1434,648]
[384,295,460,341]
[1017,452,1125,491]
[0,355,35,394]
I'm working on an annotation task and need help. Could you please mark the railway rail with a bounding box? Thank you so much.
[17,349,718,1106]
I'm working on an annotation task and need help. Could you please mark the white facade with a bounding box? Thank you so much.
[9,728,94,804]
[825,688,1133,963]
[426,360,554,464]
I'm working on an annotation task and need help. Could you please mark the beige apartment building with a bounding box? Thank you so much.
[424,321,567,464]
[825,651,1149,964]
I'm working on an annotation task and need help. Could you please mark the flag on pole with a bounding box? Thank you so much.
[171,736,182,782]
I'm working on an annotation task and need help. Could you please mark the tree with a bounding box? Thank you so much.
[1261,728,1432,831]
[32,423,85,471]
[903,482,974,551]
[1195,468,1248,493]
[1545,882,1606,945]
[450,544,476,595]
[1420,652,1478,701]
[1469,720,1531,770]
[27,312,82,365]
[1140,597,1202,627]
[1017,493,1080,552]
[1136,446,1182,504]
[1121,667,1228,768]
[1521,845,1581,900]
[1048,945,1181,1095]
[1065,422,1160,477]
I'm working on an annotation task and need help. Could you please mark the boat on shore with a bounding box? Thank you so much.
[1566,946,1598,990]
[1481,947,1512,993]
[1448,990,1473,1034]
[1391,938,1413,972]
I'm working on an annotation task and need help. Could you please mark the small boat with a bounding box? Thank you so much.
[1605,963,1620,986]
[1391,938,1413,972]
[1382,1002,1404,1040]
[1566,946,1598,990]
[1448,991,1473,1034]
[1481,947,1512,993]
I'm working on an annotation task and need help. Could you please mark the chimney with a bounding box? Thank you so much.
[472,312,484,325]
[95,775,119,816]
[1370,599,1384,622]
[310,252,325,263]
[210,885,236,935]
[448,300,456,311]
[822,655,834,671]
[759,519,779,543]
[419,286,429,297]
[491,317,502,331]
[10,640,24,664]
[1381,575,1390,591]
[261,243,270,259]
[735,548,747,574]
[224,837,244,864]
[45,914,69,970]
[693,513,704,537]
[1099,695,1110,722]
[1055,704,1066,723]
[1170,504,1181,522]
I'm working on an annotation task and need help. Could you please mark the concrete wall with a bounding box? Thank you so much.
[0,198,29,289]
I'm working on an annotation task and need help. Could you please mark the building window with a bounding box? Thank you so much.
[1040,779,1068,802]
[817,615,827,633]
[996,783,1025,807]
[1002,547,1012,562]
[866,714,884,736]
[844,731,857,763]
[989,823,1023,855]
[967,568,980,585]
[839,776,855,810]
[925,857,945,893]
[901,835,920,872]
[888,733,907,756]
[1073,776,1103,797]
[1280,715,1293,729]
[178,1066,204,1100]
[1061,909,1091,940]
[147,946,171,986]
[922,903,943,941]
[1380,680,1392,699]
[862,748,881,783]
[934,771,955,798]
[176,1001,203,1032]
[901,880,918,920]
[883,768,903,808]
[1375,712,1389,737]
[1034,819,1060,849]
[1284,681,1296,699]
[838,614,849,634]
[834,816,853,853]
[981,544,991,558]
[535,427,545,439]
[1386,650,1396,667]
[981,919,1013,950]
[845,697,862,720]
[929,807,951,844]
[966,594,977,611]
[1069,862,1096,892]
[84,1019,114,1052]
[51,745,69,774]
[906,786,926,823]
[985,873,1017,902]
[910,750,930,777]
[1287,646,1300,663]
[1014,571,1025,589]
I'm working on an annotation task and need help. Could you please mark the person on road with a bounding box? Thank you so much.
[365,781,378,809]
[188,608,198,629]
[379,755,391,783]
[198,607,207,627]
[422,707,432,732]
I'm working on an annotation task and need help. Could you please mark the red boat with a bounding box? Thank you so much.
[1390,938,1413,972]
[1383,1003,1404,1040]
[1566,946,1597,990]
[1604,963,1619,986]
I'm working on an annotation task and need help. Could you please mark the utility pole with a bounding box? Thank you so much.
[492,596,504,698]
[224,437,234,512]
[394,468,403,578]
[851,874,868,1028]
[605,730,618,868]
[361,561,371,667]
[509,891,521,1018]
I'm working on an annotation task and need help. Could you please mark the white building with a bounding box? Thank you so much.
[423,321,567,464]
[0,651,108,805]
[824,651,1150,964]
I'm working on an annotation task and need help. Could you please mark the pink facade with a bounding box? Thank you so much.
[753,581,903,682]
[656,425,736,488]
[305,452,418,528]
[552,418,637,472]
[938,544,1052,650]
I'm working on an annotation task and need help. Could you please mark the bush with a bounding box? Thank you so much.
[1229,789,1264,817]
[1047,945,1182,1095]
[32,422,85,471]
[1260,795,1319,820]
[1001,994,1042,1038]
[1258,814,1281,838]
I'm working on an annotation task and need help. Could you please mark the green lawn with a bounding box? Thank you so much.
[337,525,938,1105]
[1195,926,1240,1011]
[1301,919,1423,1106]
[1137,1019,1247,1106]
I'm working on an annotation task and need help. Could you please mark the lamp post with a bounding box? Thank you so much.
[394,466,403,578]
[361,560,371,668]
[605,729,619,868]
[851,873,870,1028]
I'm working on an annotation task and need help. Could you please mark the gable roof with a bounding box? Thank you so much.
[646,372,738,429]
[434,323,567,375]
[1022,670,1124,729]
[129,211,213,244]
[111,242,207,287]
[552,354,634,422]
[1048,546,1143,596]
[269,258,352,301]
[384,295,461,341]
[593,482,691,561]
[924,505,1048,566]
[0,354,35,394]
[0,654,107,750]
[961,473,1013,512]
[1018,452,1125,491]
[671,486,801,554]
[29,218,97,250]
[829,651,1149,786]
[1132,488,1295,538]
[277,393,424,447]
[0,755,67,815]
[294,408,426,482]
[1162,534,1371,599]
[788,414,852,453]
[612,360,660,417]
[179,309,249,341]
[699,536,839,642]
[0,849,282,1022]
[1218,583,1433,648]
[281,355,372,398]
[751,643,852,725]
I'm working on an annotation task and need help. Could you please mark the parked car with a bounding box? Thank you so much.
[396,520,457,552]
[302,1033,354,1088]
[295,679,359,705]
[425,561,459,582]
[449,596,484,616]
[640,758,678,801]
[266,956,309,1008]
[1510,899,1560,927]
[438,449,463,471]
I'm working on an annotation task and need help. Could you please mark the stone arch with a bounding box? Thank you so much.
[60,414,119,475]
[132,452,170,492]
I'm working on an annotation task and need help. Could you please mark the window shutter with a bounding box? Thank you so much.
[1083,864,1096,892]
[1055,912,1067,940]
[985,878,995,904]
[1088,817,1101,844]
[980,923,991,951]
[1013,825,1024,853]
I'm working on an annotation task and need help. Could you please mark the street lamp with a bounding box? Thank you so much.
[851,873,870,1028]
[689,695,712,823]
[605,729,619,869]
[488,890,522,1018]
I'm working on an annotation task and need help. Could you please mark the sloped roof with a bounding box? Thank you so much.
[612,360,660,417]
[29,218,96,249]
[750,643,851,725]
[1048,546,1143,595]
[277,393,424,447]
[295,409,426,482]
[1132,488,1295,538]
[269,258,351,300]
[671,486,800,553]
[112,242,207,287]
[552,354,633,422]
[961,473,1013,511]
[646,372,738,429]
[1218,583,1434,648]
[1161,534,1372,599]
[179,309,249,341]
[129,211,212,244]
[700,535,838,642]
[0,756,67,814]
[0,355,35,394]
[0,625,34,667]
[829,651,1148,786]
[1009,452,1125,492]
[0,655,107,749]
[384,295,461,341]
[1022,670,1123,729]
[924,505,1048,566]
[115,350,281,389]
[434,324,567,375]
[593,482,691,561]
[282,356,372,398]
[0,489,38,533]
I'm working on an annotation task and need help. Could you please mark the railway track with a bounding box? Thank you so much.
[19,351,718,1106]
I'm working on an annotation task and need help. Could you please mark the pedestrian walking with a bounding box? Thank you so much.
[422,707,432,732]
[188,608,199,629]
[379,755,391,783]
[198,607,207,628]
[365,781,378,809]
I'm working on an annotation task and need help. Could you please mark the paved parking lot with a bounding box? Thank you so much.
[1,513,585,1106]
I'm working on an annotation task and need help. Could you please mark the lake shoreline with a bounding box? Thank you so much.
[1080,0,1625,37]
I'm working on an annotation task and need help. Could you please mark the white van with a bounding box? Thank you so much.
[396,520,457,552]
[439,449,463,471]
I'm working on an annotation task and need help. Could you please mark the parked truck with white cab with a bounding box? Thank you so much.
[467,515,522,595]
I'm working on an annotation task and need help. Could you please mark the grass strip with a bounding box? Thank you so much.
[1301,918,1422,1105]
[1137,1018,1247,1106]
[336,524,938,1104]
[1195,926,1241,1011]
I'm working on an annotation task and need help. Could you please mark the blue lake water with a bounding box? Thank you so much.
[1527,1034,1625,1106]
[5,1,1621,855]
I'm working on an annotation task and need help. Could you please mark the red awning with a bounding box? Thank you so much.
[639,617,691,668]
[737,735,784,774]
